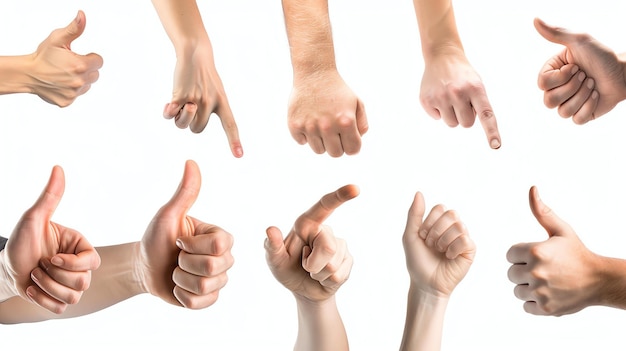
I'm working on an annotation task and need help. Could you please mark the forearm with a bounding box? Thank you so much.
[0,242,147,324]
[282,0,337,80]
[595,255,626,310]
[294,295,349,351]
[0,55,34,95]
[412,0,464,62]
[400,286,449,351]
[151,0,210,54]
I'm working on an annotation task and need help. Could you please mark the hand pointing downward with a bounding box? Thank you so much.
[138,160,234,309]
[506,186,602,316]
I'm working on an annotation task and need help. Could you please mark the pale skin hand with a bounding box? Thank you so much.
[402,192,476,297]
[138,160,234,309]
[152,0,242,158]
[265,184,358,351]
[506,186,606,316]
[400,192,475,351]
[535,18,626,124]
[0,166,101,314]
[282,0,368,157]
[0,10,103,107]
[413,0,501,149]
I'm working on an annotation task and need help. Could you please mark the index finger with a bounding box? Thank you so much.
[471,93,501,149]
[215,101,243,158]
[302,184,360,225]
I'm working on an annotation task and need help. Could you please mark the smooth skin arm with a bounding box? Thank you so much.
[400,192,475,351]
[0,10,103,107]
[152,0,243,158]
[282,0,368,157]
[265,184,359,351]
[506,186,626,316]
[534,18,626,124]
[413,0,500,149]
[0,160,234,324]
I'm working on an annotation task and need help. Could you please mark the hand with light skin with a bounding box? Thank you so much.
[0,10,103,107]
[413,0,501,149]
[0,166,101,314]
[282,0,368,157]
[138,160,234,309]
[535,18,626,124]
[400,192,475,351]
[265,184,359,351]
[506,186,626,316]
[152,0,242,158]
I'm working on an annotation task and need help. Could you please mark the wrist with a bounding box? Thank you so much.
[422,43,467,65]
[594,255,626,309]
[0,55,36,95]
[0,249,19,302]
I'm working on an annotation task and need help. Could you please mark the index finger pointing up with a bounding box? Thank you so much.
[303,184,360,224]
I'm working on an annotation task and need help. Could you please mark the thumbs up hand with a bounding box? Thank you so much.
[506,186,603,316]
[0,166,100,314]
[138,160,234,309]
[264,185,358,302]
[535,18,626,124]
[402,192,475,298]
[27,10,103,107]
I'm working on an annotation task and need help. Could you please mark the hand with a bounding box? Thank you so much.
[507,186,603,316]
[535,18,626,124]
[264,184,359,302]
[402,192,475,297]
[0,166,101,314]
[288,71,369,157]
[162,41,242,158]
[28,10,103,107]
[138,160,234,309]
[420,50,501,149]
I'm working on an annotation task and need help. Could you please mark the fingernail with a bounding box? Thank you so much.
[176,239,184,250]
[571,65,579,74]
[587,78,595,89]
[31,268,42,282]
[26,287,35,301]
[592,91,598,100]
[490,139,501,149]
[75,11,81,25]
[578,72,586,82]
[418,229,427,239]
[51,256,64,266]
[234,146,243,158]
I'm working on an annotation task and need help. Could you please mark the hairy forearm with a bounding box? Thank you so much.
[0,242,147,324]
[282,0,337,80]
[151,0,210,54]
[412,0,464,62]
[294,295,349,351]
[0,55,34,95]
[400,286,449,351]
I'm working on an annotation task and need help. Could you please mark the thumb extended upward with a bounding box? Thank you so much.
[161,160,201,218]
[53,10,87,48]
[27,166,66,220]
[405,192,426,234]
[534,18,575,46]
[529,186,573,238]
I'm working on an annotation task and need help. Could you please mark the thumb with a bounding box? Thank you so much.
[405,192,426,235]
[54,10,86,48]
[264,226,287,258]
[534,18,575,46]
[356,99,369,136]
[28,166,65,219]
[528,186,572,237]
[161,160,201,217]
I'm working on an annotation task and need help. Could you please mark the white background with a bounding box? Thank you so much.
[1,0,626,349]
